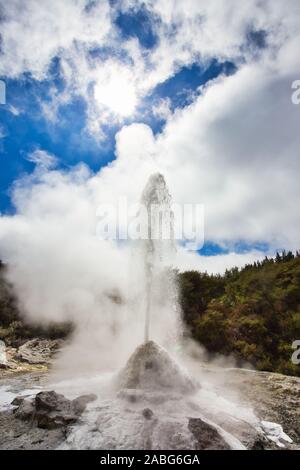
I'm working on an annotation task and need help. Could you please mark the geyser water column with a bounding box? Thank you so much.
[140,173,175,343]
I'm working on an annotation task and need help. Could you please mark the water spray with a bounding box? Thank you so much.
[140,173,174,344]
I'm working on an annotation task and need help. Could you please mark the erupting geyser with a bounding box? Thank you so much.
[140,173,176,343]
[116,174,197,401]
[118,173,196,399]
[57,173,278,450]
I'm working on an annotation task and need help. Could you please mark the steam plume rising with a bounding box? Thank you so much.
[140,173,176,343]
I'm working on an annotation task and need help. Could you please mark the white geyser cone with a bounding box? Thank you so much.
[117,340,197,393]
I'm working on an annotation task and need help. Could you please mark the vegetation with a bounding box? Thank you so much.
[179,251,300,377]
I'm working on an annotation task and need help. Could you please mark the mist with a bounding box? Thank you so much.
[0,155,184,377]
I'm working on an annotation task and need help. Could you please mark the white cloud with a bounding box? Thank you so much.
[100,26,300,251]
[1,0,300,137]
[0,1,299,254]
[151,97,172,121]
[3,30,298,279]
[7,104,21,116]
[153,44,300,250]
[175,248,266,275]
[0,0,111,80]
[26,149,58,169]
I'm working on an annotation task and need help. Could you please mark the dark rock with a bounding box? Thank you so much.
[13,390,96,430]
[126,393,138,403]
[203,409,268,450]
[0,408,64,450]
[13,399,35,421]
[142,408,153,420]
[35,391,83,429]
[250,436,269,450]
[0,363,9,370]
[34,391,75,429]
[11,396,25,407]
[35,390,69,411]
[36,411,77,430]
[188,418,231,450]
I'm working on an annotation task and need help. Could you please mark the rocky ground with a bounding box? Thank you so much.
[0,338,62,378]
[0,338,68,449]
[0,404,65,450]
[0,339,299,450]
[0,384,96,449]
[193,364,300,450]
[220,368,300,448]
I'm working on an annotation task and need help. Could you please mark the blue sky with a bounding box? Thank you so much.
[0,30,235,215]
[0,0,299,270]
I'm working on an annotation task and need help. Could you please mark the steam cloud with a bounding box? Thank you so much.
[0,140,183,376]
[0,123,268,376]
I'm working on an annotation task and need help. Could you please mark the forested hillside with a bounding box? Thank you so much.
[179,251,300,376]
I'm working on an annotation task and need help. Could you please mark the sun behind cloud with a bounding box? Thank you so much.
[94,71,137,118]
